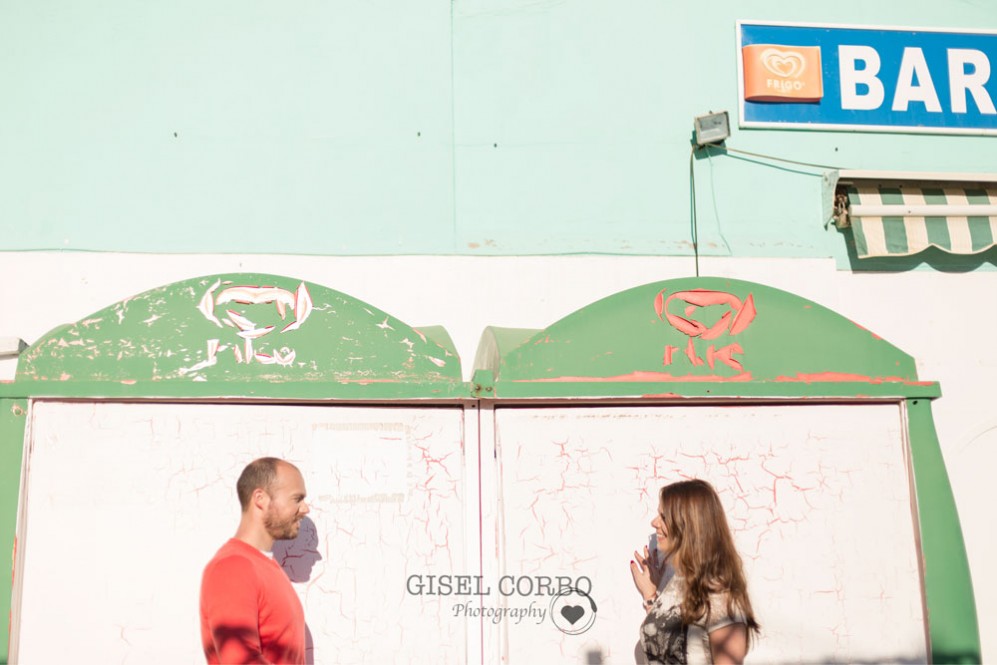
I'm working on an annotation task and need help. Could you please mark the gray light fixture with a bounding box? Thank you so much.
[693,111,730,146]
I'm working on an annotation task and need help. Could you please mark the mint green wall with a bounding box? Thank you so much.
[2,1,995,256]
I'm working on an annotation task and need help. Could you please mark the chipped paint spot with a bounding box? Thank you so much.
[281,282,313,333]
[197,280,223,327]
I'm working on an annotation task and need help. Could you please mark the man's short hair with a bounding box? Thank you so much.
[236,457,285,511]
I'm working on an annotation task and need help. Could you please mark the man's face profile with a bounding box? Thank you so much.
[261,463,309,541]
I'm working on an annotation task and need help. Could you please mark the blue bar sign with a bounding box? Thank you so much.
[737,21,997,134]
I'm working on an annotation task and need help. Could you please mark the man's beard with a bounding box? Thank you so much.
[264,509,300,541]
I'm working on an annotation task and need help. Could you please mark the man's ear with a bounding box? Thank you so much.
[252,487,269,511]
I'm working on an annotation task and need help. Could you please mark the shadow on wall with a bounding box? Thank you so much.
[273,516,322,665]
[274,516,322,583]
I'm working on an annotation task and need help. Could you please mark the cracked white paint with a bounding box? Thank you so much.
[14,402,467,664]
[9,401,931,664]
[492,404,926,664]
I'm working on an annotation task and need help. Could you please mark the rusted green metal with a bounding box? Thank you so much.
[0,399,27,665]
[474,276,938,399]
[8,274,464,400]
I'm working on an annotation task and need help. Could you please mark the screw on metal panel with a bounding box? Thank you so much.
[485,386,493,392]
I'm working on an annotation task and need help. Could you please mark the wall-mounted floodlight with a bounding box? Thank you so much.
[693,111,730,146]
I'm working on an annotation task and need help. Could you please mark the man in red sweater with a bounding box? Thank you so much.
[200,457,310,664]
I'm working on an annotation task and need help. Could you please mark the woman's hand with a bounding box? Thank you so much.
[629,545,662,604]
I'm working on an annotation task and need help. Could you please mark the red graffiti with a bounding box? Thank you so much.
[654,289,756,339]
[655,289,755,372]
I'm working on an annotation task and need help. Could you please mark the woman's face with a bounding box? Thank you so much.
[651,506,670,556]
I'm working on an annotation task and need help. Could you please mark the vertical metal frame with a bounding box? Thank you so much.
[906,398,980,663]
[0,399,27,665]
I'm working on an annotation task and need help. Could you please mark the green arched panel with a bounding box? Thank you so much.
[12,273,463,399]
[474,276,938,399]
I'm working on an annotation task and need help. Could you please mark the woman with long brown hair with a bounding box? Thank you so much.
[630,479,760,664]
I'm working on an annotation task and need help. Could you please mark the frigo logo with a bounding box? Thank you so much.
[742,43,823,102]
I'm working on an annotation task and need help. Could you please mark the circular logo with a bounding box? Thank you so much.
[549,586,598,635]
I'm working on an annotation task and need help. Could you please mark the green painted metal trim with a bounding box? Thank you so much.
[0,381,467,401]
[0,399,27,665]
[475,278,935,400]
[476,379,940,400]
[907,399,981,664]
[14,274,464,400]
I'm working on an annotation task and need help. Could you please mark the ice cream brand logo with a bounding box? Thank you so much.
[761,48,807,79]
[654,289,756,372]
[742,43,823,102]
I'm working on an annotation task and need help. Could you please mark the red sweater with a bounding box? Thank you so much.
[200,538,306,664]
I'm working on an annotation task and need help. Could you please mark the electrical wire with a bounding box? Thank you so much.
[709,144,846,171]
[686,142,849,271]
[689,146,699,277]
[705,148,733,256]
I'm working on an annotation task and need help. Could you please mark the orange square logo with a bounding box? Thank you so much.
[742,44,823,102]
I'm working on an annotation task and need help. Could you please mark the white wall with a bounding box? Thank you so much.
[2,252,994,660]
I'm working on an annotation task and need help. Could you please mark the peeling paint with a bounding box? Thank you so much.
[14,273,464,397]
[514,371,754,383]
[775,372,935,386]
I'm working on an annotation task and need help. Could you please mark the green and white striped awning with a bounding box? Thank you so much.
[846,184,997,258]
